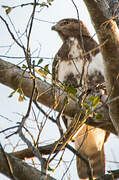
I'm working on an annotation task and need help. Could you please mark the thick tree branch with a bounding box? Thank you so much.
[0,58,116,134]
[0,149,56,180]
[0,58,78,117]
[7,142,119,180]
[10,141,58,160]
[83,0,119,135]
[11,142,92,180]
[96,169,119,180]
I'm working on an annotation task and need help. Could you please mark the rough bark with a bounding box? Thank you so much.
[107,0,119,26]
[0,58,78,118]
[0,58,115,134]
[10,141,58,160]
[83,0,119,135]
[0,149,56,180]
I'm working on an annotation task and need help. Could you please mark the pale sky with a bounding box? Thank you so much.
[0,0,119,180]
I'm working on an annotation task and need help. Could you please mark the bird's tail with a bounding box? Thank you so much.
[76,146,105,179]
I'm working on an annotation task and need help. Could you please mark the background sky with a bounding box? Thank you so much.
[0,0,119,180]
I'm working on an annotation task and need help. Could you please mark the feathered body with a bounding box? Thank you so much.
[52,19,109,179]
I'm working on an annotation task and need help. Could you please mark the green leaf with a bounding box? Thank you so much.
[22,64,27,69]
[85,104,90,112]
[2,5,13,14]
[40,2,48,7]
[38,68,44,74]
[65,86,77,96]
[48,166,55,172]
[6,7,13,14]
[92,96,100,108]
[8,90,17,98]
[44,64,50,75]
[37,59,43,65]
[2,5,10,8]
[64,97,68,105]
[95,113,102,120]
[38,64,50,77]
[47,0,54,5]
[88,96,94,102]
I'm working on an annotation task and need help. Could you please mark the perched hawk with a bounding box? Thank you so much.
[52,19,109,179]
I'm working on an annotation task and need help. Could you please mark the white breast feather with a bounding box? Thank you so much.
[68,37,82,58]
[58,38,82,83]
[88,52,104,76]
[58,37,104,84]
[58,60,83,83]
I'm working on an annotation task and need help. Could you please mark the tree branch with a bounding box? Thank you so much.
[0,58,116,134]
[96,169,119,180]
[0,58,78,117]
[0,149,56,180]
[83,0,119,135]
[11,141,93,180]
[7,141,119,180]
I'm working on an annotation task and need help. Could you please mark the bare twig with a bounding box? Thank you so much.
[26,0,37,70]
[33,101,56,124]
[0,126,18,134]
[55,98,67,136]
[2,2,51,9]
[0,16,25,50]
[0,143,17,180]
[7,15,24,47]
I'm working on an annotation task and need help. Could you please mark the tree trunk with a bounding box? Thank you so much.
[83,0,119,135]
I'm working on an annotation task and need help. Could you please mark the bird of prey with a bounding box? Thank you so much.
[51,18,109,179]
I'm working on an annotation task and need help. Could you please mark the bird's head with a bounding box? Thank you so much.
[51,18,91,42]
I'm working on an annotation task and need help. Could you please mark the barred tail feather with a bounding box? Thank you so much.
[74,125,107,179]
[76,146,105,179]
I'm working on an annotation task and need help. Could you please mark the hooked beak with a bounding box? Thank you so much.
[51,24,61,31]
[51,25,56,30]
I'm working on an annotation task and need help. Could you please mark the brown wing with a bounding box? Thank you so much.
[52,40,71,83]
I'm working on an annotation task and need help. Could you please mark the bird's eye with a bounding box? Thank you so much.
[61,21,69,26]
